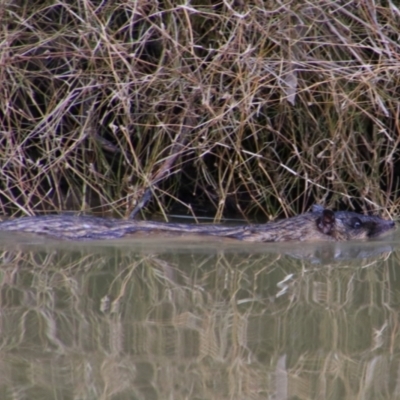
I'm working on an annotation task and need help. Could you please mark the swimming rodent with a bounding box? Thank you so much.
[0,205,395,242]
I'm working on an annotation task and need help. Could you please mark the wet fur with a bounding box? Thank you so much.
[0,206,395,242]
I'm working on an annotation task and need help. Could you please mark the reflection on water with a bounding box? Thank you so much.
[0,232,400,399]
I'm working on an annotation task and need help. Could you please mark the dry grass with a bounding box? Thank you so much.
[1,1,400,220]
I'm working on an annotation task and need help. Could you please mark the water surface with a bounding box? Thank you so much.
[0,231,400,400]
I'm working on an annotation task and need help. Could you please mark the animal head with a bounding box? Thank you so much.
[314,205,396,240]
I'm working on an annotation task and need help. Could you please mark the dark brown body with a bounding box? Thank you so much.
[0,206,395,242]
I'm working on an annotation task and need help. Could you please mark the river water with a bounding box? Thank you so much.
[0,231,399,399]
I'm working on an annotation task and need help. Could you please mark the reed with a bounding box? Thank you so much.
[1,1,399,220]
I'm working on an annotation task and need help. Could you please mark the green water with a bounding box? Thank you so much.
[0,232,400,400]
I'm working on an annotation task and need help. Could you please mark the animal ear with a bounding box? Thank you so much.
[316,209,335,234]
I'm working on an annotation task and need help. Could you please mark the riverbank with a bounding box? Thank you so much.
[1,1,398,220]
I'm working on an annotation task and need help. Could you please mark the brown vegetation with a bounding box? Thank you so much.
[1,1,400,220]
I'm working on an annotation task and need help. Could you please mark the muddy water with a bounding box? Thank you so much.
[0,231,400,400]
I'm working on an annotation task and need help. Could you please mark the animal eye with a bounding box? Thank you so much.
[351,217,362,229]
